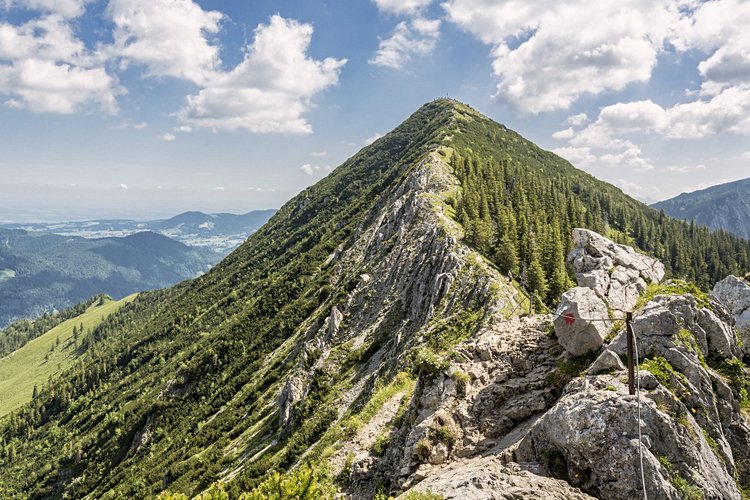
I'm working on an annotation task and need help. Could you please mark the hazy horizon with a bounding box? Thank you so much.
[1,0,749,218]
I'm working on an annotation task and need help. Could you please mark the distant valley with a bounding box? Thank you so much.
[652,177,750,240]
[0,228,216,327]
[0,209,277,255]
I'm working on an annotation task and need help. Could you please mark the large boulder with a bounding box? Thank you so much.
[515,375,740,500]
[568,228,665,314]
[553,287,611,356]
[711,275,750,349]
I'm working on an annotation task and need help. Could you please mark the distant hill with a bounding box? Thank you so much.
[0,209,277,255]
[0,228,215,327]
[652,178,750,239]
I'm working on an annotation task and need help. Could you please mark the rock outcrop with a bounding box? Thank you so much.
[517,288,750,499]
[568,228,665,314]
[553,287,611,356]
[403,456,594,499]
[553,229,665,356]
[711,275,750,350]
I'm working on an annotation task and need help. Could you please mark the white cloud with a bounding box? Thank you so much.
[552,146,596,168]
[158,133,176,141]
[442,0,683,113]
[214,186,224,191]
[599,145,654,172]
[300,164,317,175]
[373,0,433,15]
[310,150,328,157]
[0,16,120,113]
[552,127,575,140]
[370,17,440,69]
[133,122,147,129]
[300,163,331,176]
[612,178,662,202]
[106,0,223,85]
[567,112,588,126]
[570,90,750,146]
[179,15,346,134]
[118,183,128,190]
[364,132,383,145]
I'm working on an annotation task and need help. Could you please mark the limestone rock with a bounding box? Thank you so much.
[404,456,594,499]
[711,275,750,349]
[588,349,625,375]
[568,228,665,314]
[553,287,611,356]
[516,376,740,500]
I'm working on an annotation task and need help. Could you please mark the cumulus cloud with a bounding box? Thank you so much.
[106,0,223,85]
[567,113,589,126]
[0,4,343,134]
[370,17,441,69]
[442,0,683,113]
[300,163,332,176]
[158,133,176,141]
[0,15,120,113]
[552,128,575,140]
[310,150,328,157]
[373,0,433,15]
[551,146,596,168]
[571,91,750,146]
[179,15,346,133]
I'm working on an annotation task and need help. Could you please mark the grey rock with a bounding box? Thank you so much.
[568,228,665,314]
[589,349,625,375]
[553,287,611,356]
[404,456,594,499]
[711,275,750,350]
[516,377,740,500]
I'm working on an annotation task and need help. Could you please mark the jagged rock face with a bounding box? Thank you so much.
[404,456,594,499]
[568,228,665,314]
[518,292,749,500]
[347,316,563,497]
[276,153,523,431]
[553,286,611,356]
[711,275,750,350]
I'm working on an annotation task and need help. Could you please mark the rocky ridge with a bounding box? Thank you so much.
[367,230,750,499]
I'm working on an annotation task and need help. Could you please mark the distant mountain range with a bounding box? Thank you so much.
[0,209,277,255]
[652,177,750,240]
[0,228,216,327]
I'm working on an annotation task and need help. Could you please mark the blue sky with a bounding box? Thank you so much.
[0,0,748,221]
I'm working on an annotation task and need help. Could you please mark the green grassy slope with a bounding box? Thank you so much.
[0,294,137,417]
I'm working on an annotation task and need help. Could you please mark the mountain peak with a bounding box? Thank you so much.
[3,100,750,499]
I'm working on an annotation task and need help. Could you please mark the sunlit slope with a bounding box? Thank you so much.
[0,294,137,417]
